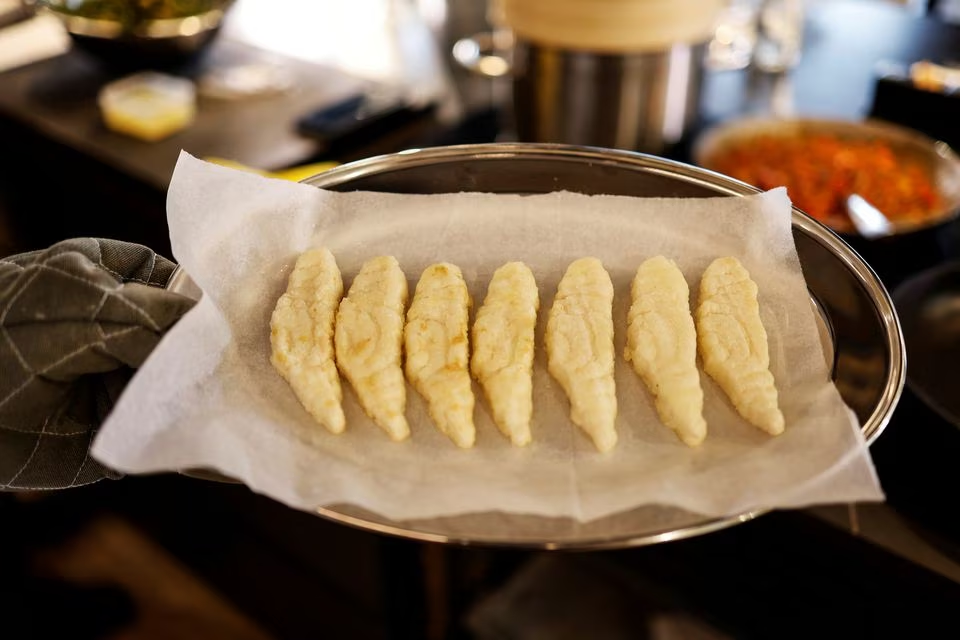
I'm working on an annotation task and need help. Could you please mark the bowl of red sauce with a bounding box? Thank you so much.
[693,117,960,237]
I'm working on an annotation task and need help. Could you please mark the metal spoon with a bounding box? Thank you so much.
[847,194,895,239]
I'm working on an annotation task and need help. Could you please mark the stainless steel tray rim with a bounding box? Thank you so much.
[314,505,764,550]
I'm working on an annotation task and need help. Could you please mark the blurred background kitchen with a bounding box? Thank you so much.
[2,0,960,638]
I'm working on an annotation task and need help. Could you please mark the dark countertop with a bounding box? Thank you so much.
[0,37,366,192]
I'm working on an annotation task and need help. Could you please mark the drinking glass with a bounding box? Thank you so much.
[753,0,805,73]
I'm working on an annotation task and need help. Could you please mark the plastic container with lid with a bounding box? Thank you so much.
[98,71,196,142]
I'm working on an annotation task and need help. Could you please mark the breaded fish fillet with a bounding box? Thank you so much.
[546,258,618,452]
[335,256,410,441]
[270,247,345,434]
[471,262,539,447]
[695,256,785,435]
[405,263,476,448]
[625,256,707,447]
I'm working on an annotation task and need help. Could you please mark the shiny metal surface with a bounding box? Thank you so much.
[40,1,233,66]
[166,267,202,301]
[172,143,904,549]
[510,39,704,154]
[893,262,960,428]
[847,194,894,240]
[45,7,227,39]
[451,29,514,79]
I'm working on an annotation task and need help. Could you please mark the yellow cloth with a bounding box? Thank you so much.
[203,157,340,182]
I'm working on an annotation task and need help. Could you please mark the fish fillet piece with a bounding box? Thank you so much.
[405,263,476,448]
[695,256,785,435]
[471,262,539,447]
[546,258,618,452]
[270,247,345,434]
[625,256,707,447]
[335,256,410,441]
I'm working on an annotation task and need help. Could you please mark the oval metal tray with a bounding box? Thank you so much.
[169,143,904,549]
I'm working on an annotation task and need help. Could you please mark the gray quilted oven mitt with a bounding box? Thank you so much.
[0,238,196,490]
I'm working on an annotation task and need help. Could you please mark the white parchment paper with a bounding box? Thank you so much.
[92,152,884,523]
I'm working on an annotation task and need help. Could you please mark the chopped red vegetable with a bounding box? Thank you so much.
[708,133,941,232]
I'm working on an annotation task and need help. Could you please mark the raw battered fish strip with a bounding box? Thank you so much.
[335,256,410,441]
[405,263,476,448]
[546,258,618,452]
[625,256,707,447]
[270,247,345,434]
[471,262,539,447]
[695,256,785,435]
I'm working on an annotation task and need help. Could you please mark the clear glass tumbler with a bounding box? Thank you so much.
[753,0,805,73]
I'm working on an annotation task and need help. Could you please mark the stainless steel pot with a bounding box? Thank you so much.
[171,142,905,549]
[510,38,704,154]
[452,30,706,154]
